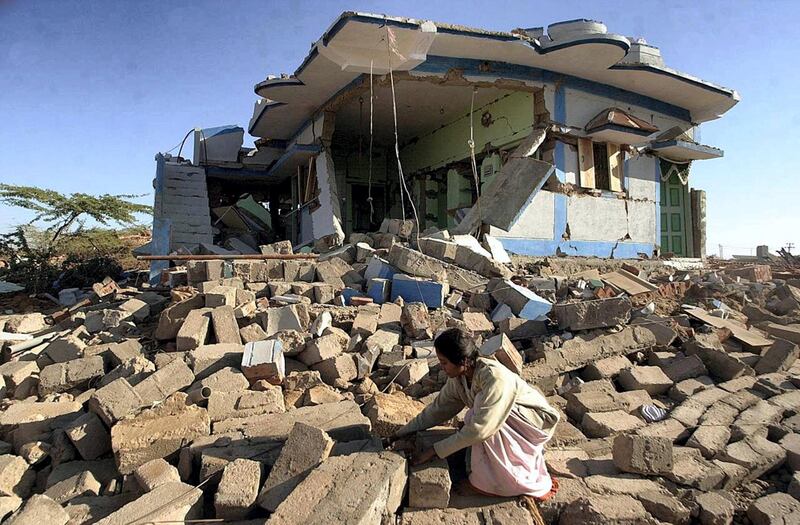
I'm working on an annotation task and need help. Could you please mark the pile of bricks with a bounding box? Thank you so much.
[0,224,799,524]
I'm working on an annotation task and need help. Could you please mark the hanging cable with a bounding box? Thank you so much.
[468,87,483,238]
[386,25,406,220]
[368,59,375,223]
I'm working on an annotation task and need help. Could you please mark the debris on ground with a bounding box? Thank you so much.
[0,224,798,524]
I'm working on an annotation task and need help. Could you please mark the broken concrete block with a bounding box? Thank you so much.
[239,322,267,344]
[189,343,243,379]
[559,494,651,525]
[175,309,210,351]
[755,338,798,374]
[581,410,644,438]
[267,452,406,525]
[205,285,237,308]
[38,356,105,396]
[553,297,632,331]
[479,334,523,375]
[207,388,284,422]
[213,400,371,442]
[364,255,396,282]
[0,455,34,497]
[240,340,284,385]
[5,494,70,525]
[43,471,101,504]
[155,294,205,340]
[618,366,673,395]
[583,355,632,380]
[300,334,344,366]
[637,490,691,524]
[4,313,46,334]
[191,366,249,394]
[209,306,242,345]
[780,432,800,471]
[312,354,357,385]
[93,481,202,525]
[88,378,143,426]
[43,335,86,364]
[489,279,551,320]
[260,304,306,335]
[409,458,451,509]
[663,354,708,382]
[612,434,672,475]
[98,354,154,388]
[133,458,180,492]
[685,333,754,381]
[686,425,731,459]
[0,361,40,399]
[352,304,380,337]
[134,356,195,406]
[747,492,800,525]
[401,303,431,339]
[119,298,150,322]
[111,393,210,474]
[388,359,430,387]
[462,311,494,335]
[365,393,425,438]
[695,491,735,525]
[64,412,111,461]
[498,317,548,340]
[214,458,262,519]
[258,423,334,512]
[367,278,391,304]
[719,435,785,482]
[391,274,447,309]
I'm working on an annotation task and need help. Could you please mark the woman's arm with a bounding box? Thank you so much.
[432,367,515,458]
[395,379,466,437]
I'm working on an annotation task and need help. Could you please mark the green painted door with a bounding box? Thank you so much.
[660,174,691,256]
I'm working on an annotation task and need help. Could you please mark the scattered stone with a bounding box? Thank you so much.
[258,423,334,512]
[612,434,673,475]
[133,458,181,492]
[215,458,262,520]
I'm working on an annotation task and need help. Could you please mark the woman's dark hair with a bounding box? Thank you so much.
[434,327,478,366]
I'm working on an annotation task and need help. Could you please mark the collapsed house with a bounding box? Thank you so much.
[150,12,738,279]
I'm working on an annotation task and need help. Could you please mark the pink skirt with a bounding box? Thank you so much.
[466,406,553,498]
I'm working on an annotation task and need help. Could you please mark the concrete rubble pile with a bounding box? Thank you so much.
[0,221,799,524]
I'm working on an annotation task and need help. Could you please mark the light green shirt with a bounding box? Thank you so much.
[397,357,560,458]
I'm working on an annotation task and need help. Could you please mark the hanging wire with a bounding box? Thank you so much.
[368,59,375,223]
[385,25,406,220]
[467,87,483,237]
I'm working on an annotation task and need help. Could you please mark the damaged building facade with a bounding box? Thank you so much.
[151,13,738,269]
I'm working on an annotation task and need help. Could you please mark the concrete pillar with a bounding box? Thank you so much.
[690,189,707,259]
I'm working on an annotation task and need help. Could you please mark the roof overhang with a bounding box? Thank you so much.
[249,12,739,140]
[650,140,723,161]
[586,124,656,144]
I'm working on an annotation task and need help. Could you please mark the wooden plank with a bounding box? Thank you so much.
[683,306,773,347]
[601,269,659,296]
[607,143,623,192]
[578,138,595,189]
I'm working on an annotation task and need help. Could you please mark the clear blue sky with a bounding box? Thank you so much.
[1,0,798,256]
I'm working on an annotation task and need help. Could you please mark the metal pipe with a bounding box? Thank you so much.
[187,386,212,406]
[137,254,318,261]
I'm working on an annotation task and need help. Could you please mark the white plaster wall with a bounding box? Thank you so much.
[563,87,688,138]
[492,189,555,239]
[311,150,345,243]
[567,195,628,241]
[626,154,657,201]
[627,199,657,243]
[563,142,579,185]
[567,194,656,243]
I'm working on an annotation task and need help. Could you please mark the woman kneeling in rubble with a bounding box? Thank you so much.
[395,327,561,499]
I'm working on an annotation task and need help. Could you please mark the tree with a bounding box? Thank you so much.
[0,184,152,292]
[0,184,152,246]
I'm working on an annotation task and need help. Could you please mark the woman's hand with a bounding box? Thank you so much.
[411,447,438,466]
